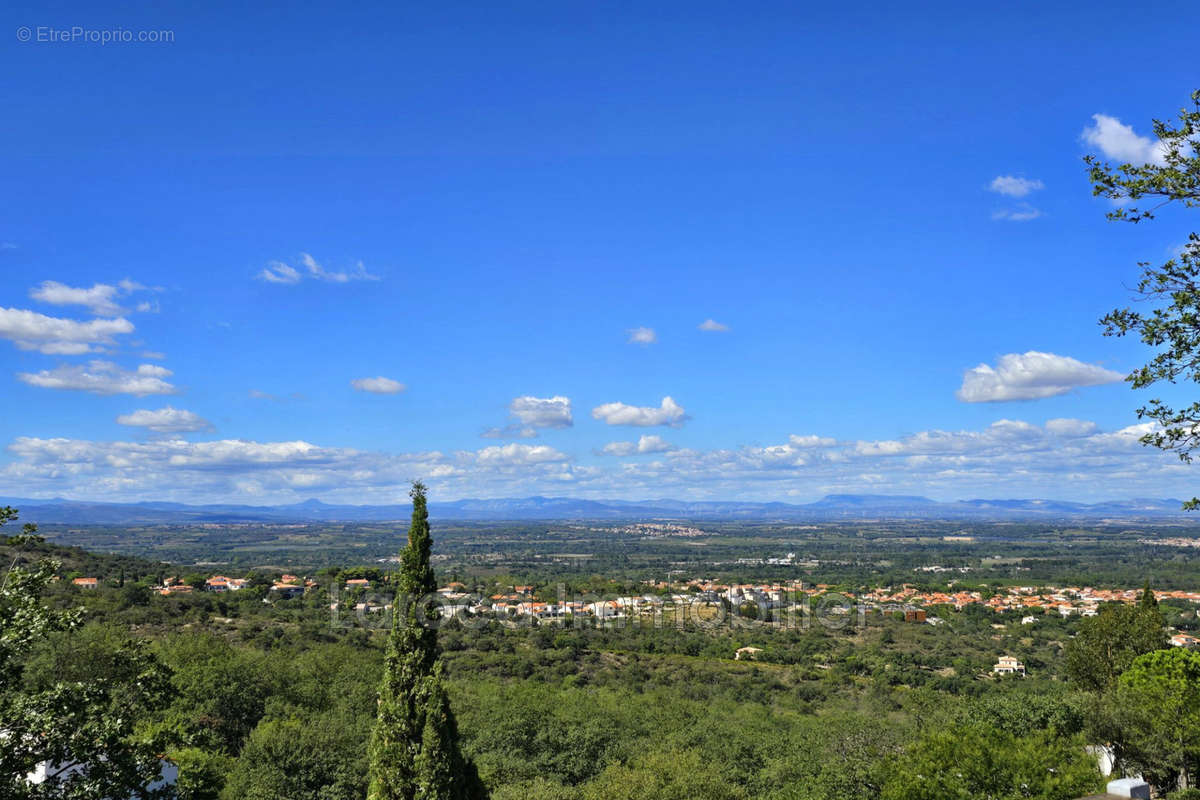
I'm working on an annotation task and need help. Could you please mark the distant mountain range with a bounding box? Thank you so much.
[0,494,1193,524]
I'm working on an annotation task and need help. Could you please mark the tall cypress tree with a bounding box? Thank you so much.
[1140,580,1159,609]
[368,482,485,800]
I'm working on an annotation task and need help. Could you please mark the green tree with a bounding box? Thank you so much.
[367,483,485,800]
[0,507,176,800]
[121,579,154,608]
[221,716,368,800]
[880,724,1102,800]
[1091,90,1200,506]
[969,690,1086,738]
[580,749,747,800]
[1113,648,1200,792]
[159,632,279,754]
[1064,603,1166,692]
[1142,581,1159,609]
[170,747,233,800]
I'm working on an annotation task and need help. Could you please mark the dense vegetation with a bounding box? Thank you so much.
[8,500,1200,798]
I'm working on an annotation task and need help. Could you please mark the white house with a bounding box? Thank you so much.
[1170,632,1200,649]
[993,655,1025,676]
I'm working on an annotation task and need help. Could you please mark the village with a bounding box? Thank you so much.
[67,569,1200,649]
[63,568,1200,687]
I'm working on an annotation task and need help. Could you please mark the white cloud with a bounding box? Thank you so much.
[789,434,837,448]
[957,351,1124,403]
[116,407,213,434]
[852,419,1042,458]
[475,443,570,466]
[1044,418,1099,437]
[260,254,380,285]
[1082,113,1167,166]
[1,435,588,504]
[602,435,676,456]
[259,262,302,284]
[0,307,134,354]
[30,281,123,316]
[301,253,380,283]
[698,319,730,332]
[510,395,573,428]
[588,418,1174,500]
[482,395,573,438]
[17,361,177,396]
[989,176,1044,198]
[1,417,1192,504]
[991,204,1042,222]
[351,376,406,394]
[29,279,155,316]
[627,327,657,345]
[592,396,688,427]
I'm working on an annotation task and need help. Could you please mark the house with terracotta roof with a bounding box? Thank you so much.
[71,577,98,590]
[587,600,622,619]
[1169,632,1200,649]
[205,575,247,592]
[271,582,304,598]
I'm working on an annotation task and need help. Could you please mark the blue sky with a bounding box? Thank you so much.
[2,0,1199,503]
